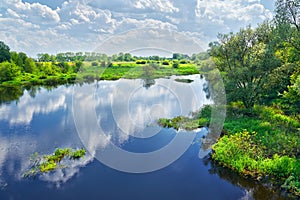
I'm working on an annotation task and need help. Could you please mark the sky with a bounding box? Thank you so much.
[0,0,276,57]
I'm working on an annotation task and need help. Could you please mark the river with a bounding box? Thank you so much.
[0,75,288,199]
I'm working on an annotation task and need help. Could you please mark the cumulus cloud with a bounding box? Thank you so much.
[3,0,60,24]
[195,0,273,35]
[0,0,274,56]
[133,0,179,13]
[94,28,204,55]
[87,0,179,13]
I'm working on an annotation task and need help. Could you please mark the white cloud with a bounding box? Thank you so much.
[94,28,204,56]
[133,0,179,13]
[116,17,177,32]
[3,0,60,24]
[195,0,272,23]
[0,0,274,56]
[195,0,273,36]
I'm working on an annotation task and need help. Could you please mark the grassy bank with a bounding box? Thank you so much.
[212,104,300,197]
[0,61,199,86]
[158,104,300,197]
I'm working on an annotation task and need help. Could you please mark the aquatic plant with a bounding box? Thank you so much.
[23,148,86,177]
[157,105,211,130]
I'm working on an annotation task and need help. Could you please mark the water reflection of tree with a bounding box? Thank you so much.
[142,63,157,89]
[0,85,54,105]
[0,85,24,105]
[143,78,155,89]
[203,157,289,200]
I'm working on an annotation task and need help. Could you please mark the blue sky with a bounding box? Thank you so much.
[0,0,276,57]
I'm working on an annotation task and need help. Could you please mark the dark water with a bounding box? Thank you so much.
[0,75,288,200]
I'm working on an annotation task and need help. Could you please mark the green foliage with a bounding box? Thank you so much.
[282,174,300,196]
[157,116,184,130]
[0,41,11,62]
[74,61,83,72]
[91,61,98,66]
[275,0,300,31]
[283,74,300,113]
[17,52,28,69]
[23,148,86,177]
[209,23,281,108]
[136,60,147,64]
[158,105,212,130]
[162,60,169,65]
[265,63,298,101]
[70,149,86,159]
[179,60,189,64]
[172,62,179,68]
[0,61,21,82]
[212,103,300,197]
[24,58,38,74]
[212,130,300,196]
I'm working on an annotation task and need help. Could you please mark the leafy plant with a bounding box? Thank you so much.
[23,148,86,177]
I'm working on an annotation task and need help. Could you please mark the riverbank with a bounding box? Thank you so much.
[158,104,300,198]
[0,61,199,86]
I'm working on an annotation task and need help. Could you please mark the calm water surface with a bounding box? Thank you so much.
[0,75,288,200]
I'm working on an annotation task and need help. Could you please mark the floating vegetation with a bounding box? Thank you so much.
[157,105,211,130]
[23,148,86,177]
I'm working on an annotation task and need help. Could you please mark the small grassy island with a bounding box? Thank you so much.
[23,148,86,177]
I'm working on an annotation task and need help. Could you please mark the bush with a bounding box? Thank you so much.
[179,60,189,64]
[91,61,98,66]
[172,62,179,68]
[162,60,169,65]
[0,61,21,82]
[136,60,147,64]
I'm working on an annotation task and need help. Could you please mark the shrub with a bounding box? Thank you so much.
[172,62,179,68]
[91,61,98,66]
[179,60,189,64]
[0,61,21,82]
[162,60,169,65]
[136,60,147,64]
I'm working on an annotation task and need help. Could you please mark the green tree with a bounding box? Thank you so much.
[275,0,300,31]
[274,0,300,53]
[124,53,132,61]
[24,58,38,74]
[10,51,19,64]
[17,52,28,68]
[209,23,281,108]
[0,61,21,82]
[283,72,300,108]
[74,61,83,72]
[0,41,11,63]
[38,53,51,62]
[117,52,124,61]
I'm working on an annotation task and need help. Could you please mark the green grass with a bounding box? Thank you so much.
[157,103,300,197]
[1,62,200,86]
[212,105,300,197]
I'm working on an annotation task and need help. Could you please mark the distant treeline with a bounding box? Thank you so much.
[36,52,209,63]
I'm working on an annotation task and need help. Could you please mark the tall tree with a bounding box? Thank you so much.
[24,58,38,73]
[209,23,281,108]
[275,0,300,31]
[0,41,11,63]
